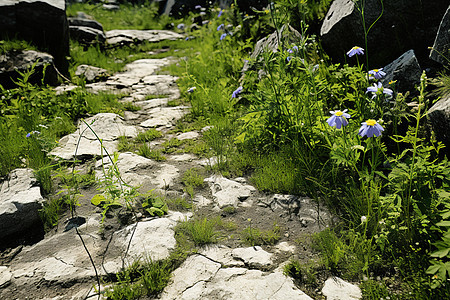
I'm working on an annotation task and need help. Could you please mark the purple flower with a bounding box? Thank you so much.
[366,82,393,99]
[232,86,243,98]
[177,23,185,30]
[358,119,384,137]
[346,46,364,57]
[218,9,223,17]
[195,5,202,9]
[185,37,190,41]
[287,56,291,62]
[368,68,386,80]
[287,46,298,53]
[26,132,31,138]
[326,109,351,129]
[187,87,196,93]
[217,24,224,31]
[220,33,227,40]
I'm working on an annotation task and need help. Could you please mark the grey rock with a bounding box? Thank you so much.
[68,16,103,31]
[242,24,301,75]
[231,246,273,269]
[380,50,422,93]
[0,266,12,288]
[69,26,106,45]
[0,0,70,75]
[176,131,199,140]
[75,64,109,83]
[0,168,43,240]
[320,0,448,67]
[204,175,257,208]
[428,94,450,151]
[50,113,138,160]
[105,29,184,46]
[430,5,450,66]
[0,50,58,88]
[140,106,189,128]
[161,253,313,300]
[322,277,362,300]
[102,4,120,11]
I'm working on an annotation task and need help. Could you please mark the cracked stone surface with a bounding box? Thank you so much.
[106,29,184,45]
[140,106,189,128]
[161,252,313,300]
[0,168,44,239]
[50,113,138,160]
[0,266,11,288]
[204,175,257,208]
[322,277,362,300]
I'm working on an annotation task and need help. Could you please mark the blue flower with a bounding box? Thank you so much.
[346,46,364,57]
[218,9,223,17]
[358,119,384,137]
[368,68,386,79]
[287,46,298,54]
[217,24,224,31]
[232,86,243,98]
[26,132,31,138]
[187,87,196,93]
[177,23,185,30]
[326,109,351,129]
[366,82,393,99]
[220,33,227,40]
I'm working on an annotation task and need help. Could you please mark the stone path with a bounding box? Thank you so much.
[0,30,361,300]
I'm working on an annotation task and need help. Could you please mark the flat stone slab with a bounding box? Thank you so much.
[140,106,189,128]
[0,168,43,239]
[106,30,184,45]
[50,113,138,160]
[204,175,257,208]
[161,253,313,300]
[322,277,362,300]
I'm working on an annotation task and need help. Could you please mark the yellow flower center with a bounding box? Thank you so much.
[353,46,360,50]
[265,9,270,14]
[335,111,344,116]
[373,69,379,72]
[366,119,377,126]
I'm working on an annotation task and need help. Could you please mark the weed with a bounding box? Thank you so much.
[118,135,134,152]
[161,138,183,153]
[175,217,220,246]
[138,144,166,161]
[241,221,281,246]
[135,129,162,143]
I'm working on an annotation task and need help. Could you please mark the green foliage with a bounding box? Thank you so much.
[241,220,281,246]
[138,144,166,161]
[135,129,162,143]
[141,195,168,217]
[175,217,220,246]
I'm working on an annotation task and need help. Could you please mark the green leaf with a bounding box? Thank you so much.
[152,198,165,209]
[91,194,106,206]
[146,207,165,217]
[426,263,441,275]
[437,221,450,227]
[430,248,450,258]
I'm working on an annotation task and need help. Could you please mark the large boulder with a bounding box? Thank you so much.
[0,0,69,76]
[0,50,58,88]
[427,94,450,153]
[68,12,106,45]
[0,168,44,243]
[320,0,448,68]
[380,50,422,94]
[430,5,450,66]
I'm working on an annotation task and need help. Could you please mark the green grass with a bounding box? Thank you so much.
[175,217,220,246]
[240,222,281,247]
[135,129,162,143]
[138,144,166,161]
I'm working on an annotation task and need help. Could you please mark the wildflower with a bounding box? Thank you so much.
[361,216,367,224]
[220,33,227,40]
[26,131,40,138]
[195,5,202,9]
[202,20,209,25]
[287,46,298,53]
[26,132,31,138]
[218,9,223,17]
[358,119,384,137]
[187,87,196,93]
[389,80,397,85]
[217,24,224,31]
[346,46,364,57]
[368,68,386,79]
[232,86,243,98]
[326,109,351,129]
[177,23,185,30]
[185,37,190,41]
[264,9,270,14]
[366,82,393,99]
